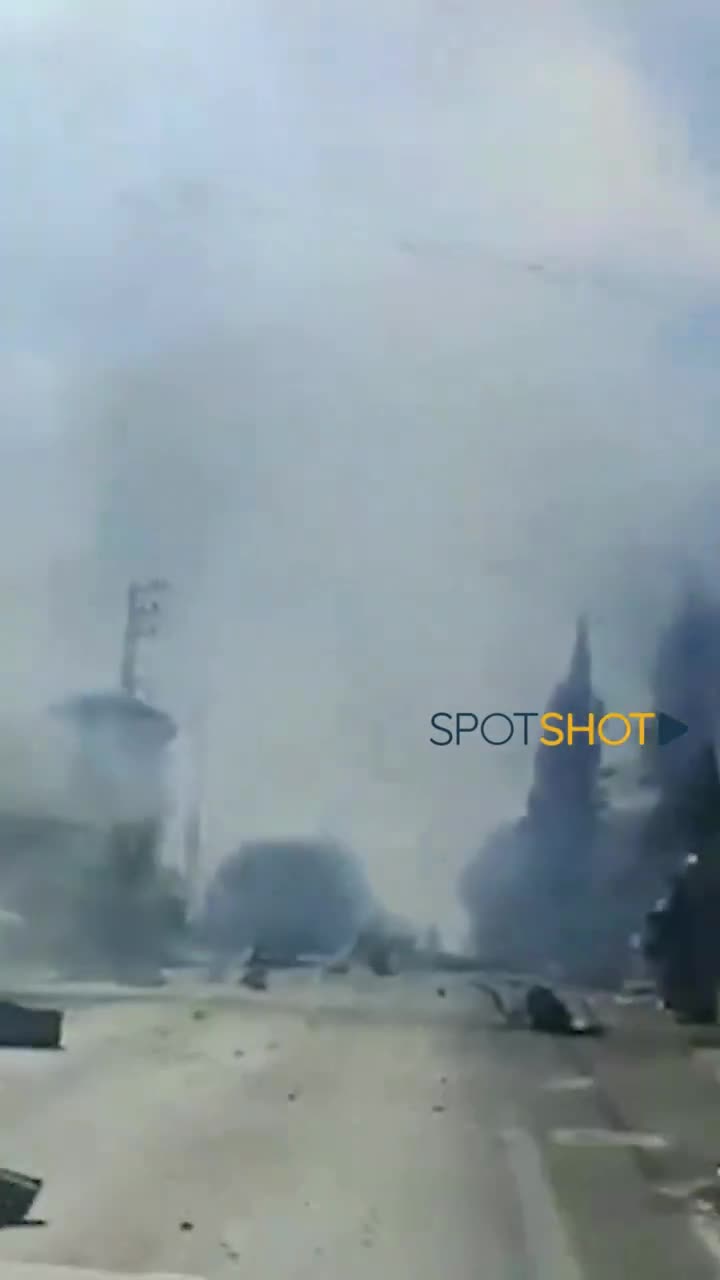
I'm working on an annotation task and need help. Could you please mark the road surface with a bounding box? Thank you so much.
[0,971,717,1278]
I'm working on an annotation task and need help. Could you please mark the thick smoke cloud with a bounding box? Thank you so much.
[1,2,720,939]
[204,838,375,959]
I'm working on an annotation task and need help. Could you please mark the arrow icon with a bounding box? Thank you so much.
[656,712,689,747]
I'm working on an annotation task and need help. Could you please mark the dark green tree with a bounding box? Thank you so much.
[459,618,607,972]
[644,584,720,861]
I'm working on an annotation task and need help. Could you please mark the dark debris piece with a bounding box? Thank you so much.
[0,1003,63,1050]
[241,966,268,991]
[476,981,604,1036]
[0,1170,43,1227]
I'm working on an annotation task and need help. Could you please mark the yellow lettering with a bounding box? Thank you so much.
[628,712,656,746]
[598,713,631,746]
[566,713,595,745]
[540,712,564,746]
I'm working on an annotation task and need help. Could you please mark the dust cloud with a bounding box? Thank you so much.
[1,0,720,943]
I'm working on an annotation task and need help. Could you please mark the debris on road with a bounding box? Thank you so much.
[621,978,657,997]
[436,987,446,998]
[475,981,604,1036]
[179,1220,194,1232]
[432,1104,446,1113]
[288,1090,298,1101]
[191,1009,207,1021]
[526,985,581,1034]
[367,943,397,976]
[0,1169,43,1226]
[0,1001,63,1049]
[240,965,268,991]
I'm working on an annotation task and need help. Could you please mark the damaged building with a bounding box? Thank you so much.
[0,688,187,978]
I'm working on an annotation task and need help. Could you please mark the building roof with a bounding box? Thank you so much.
[51,690,177,746]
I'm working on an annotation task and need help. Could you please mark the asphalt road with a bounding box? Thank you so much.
[0,971,718,1279]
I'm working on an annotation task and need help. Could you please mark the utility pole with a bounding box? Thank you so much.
[184,690,209,920]
[120,579,170,697]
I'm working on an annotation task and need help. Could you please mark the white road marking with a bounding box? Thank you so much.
[502,1126,585,1280]
[657,1178,714,1201]
[551,1127,669,1150]
[691,1211,720,1270]
[0,1269,207,1280]
[542,1076,595,1092]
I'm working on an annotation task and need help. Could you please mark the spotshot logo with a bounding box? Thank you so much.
[429,711,689,748]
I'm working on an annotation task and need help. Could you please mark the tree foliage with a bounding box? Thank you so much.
[204,837,375,957]
[644,585,720,858]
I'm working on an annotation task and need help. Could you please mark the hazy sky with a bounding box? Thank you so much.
[1,0,720,937]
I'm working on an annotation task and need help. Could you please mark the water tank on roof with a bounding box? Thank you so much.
[51,689,177,825]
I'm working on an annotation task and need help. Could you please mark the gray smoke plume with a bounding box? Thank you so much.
[1,3,720,946]
[203,838,376,960]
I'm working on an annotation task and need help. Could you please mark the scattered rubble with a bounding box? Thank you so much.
[179,1220,194,1232]
[0,1169,43,1226]
[436,987,446,998]
[0,1002,63,1050]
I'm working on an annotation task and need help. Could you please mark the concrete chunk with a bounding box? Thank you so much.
[0,1001,63,1049]
[0,1168,42,1225]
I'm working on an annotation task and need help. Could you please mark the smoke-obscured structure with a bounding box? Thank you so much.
[0,686,188,977]
[53,689,186,976]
